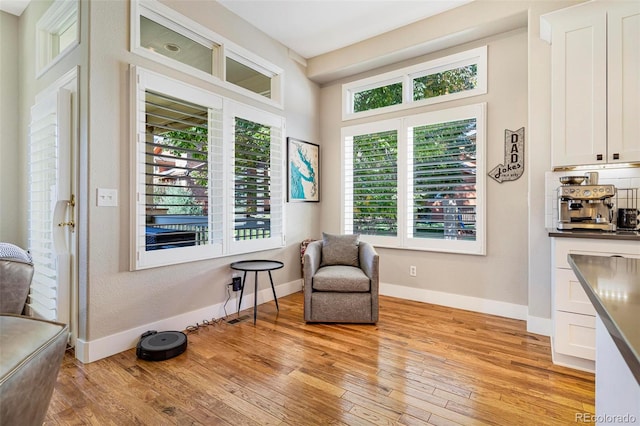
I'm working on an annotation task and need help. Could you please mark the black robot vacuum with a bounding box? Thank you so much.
[136,330,187,361]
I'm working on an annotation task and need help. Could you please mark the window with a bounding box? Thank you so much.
[132,0,283,107]
[226,56,272,99]
[344,126,398,238]
[36,0,79,77]
[353,80,403,113]
[226,101,285,254]
[143,91,215,252]
[234,118,272,239]
[412,64,478,101]
[343,46,487,119]
[139,15,216,74]
[132,67,285,269]
[342,103,486,255]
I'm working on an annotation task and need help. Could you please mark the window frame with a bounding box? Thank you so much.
[130,66,286,270]
[131,0,284,108]
[224,100,286,256]
[342,46,487,121]
[404,104,486,255]
[36,0,80,78]
[341,103,486,255]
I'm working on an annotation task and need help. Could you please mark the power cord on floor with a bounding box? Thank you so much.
[185,317,224,334]
[222,283,232,319]
[185,282,236,333]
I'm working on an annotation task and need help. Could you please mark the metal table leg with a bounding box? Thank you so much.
[268,270,279,311]
[253,271,258,324]
[237,271,247,315]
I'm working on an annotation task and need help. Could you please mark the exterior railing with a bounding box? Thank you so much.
[146,214,271,247]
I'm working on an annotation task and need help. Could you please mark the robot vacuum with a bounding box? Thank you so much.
[136,330,187,361]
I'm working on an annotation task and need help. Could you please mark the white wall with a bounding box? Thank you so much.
[0,11,20,245]
[318,28,531,317]
[311,0,583,332]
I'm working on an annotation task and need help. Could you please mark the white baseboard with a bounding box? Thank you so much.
[380,282,528,321]
[550,336,595,373]
[526,315,552,337]
[75,278,302,363]
[76,279,547,363]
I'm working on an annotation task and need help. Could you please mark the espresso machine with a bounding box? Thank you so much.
[557,181,616,231]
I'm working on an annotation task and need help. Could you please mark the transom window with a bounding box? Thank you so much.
[353,81,403,113]
[36,0,79,77]
[343,46,487,120]
[139,15,216,75]
[132,0,283,107]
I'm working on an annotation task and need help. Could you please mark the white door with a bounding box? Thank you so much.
[28,76,77,344]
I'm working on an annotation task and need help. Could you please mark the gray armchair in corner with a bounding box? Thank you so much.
[303,233,379,323]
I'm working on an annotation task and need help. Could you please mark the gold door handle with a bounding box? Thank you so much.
[58,221,75,230]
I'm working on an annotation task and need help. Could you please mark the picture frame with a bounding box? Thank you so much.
[287,137,320,202]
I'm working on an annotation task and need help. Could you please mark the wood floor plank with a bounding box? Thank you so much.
[45,292,594,425]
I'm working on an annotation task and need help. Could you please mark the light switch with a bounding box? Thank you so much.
[97,188,118,207]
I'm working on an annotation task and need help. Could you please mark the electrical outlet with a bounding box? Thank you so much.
[409,265,417,277]
[232,277,242,291]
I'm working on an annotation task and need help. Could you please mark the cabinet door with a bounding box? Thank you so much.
[607,3,640,164]
[554,311,596,360]
[551,10,607,167]
[555,268,597,316]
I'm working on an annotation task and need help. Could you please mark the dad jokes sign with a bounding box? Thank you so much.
[489,127,525,183]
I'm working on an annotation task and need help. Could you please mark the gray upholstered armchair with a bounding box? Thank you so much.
[0,243,68,426]
[0,243,34,315]
[303,233,379,323]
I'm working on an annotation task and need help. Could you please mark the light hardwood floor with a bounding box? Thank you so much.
[45,292,594,425]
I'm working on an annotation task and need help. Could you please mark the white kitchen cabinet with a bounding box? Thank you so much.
[551,237,640,371]
[542,1,640,168]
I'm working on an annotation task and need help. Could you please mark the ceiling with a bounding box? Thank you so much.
[1,0,29,16]
[218,0,473,58]
[2,0,473,59]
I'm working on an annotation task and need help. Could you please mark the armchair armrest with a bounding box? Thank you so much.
[359,241,380,286]
[303,241,322,287]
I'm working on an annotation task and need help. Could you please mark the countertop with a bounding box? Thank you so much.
[568,254,640,384]
[549,228,640,241]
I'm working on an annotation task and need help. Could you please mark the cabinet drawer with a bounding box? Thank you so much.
[553,238,640,269]
[555,269,596,315]
[554,311,596,360]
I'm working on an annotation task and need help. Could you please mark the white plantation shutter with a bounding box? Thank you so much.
[28,88,72,323]
[342,119,400,247]
[133,67,223,269]
[344,130,398,235]
[342,104,485,255]
[226,101,285,254]
[132,67,285,269]
[405,104,486,255]
[409,118,478,238]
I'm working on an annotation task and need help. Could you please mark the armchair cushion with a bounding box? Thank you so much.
[0,314,68,426]
[312,265,370,292]
[320,232,359,267]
